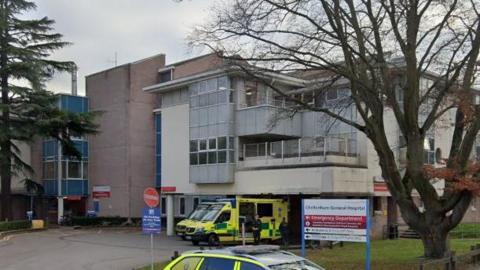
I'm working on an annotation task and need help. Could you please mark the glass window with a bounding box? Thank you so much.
[190,153,198,165]
[199,94,208,107]
[218,137,227,149]
[208,151,217,164]
[199,152,207,165]
[199,139,207,151]
[194,198,200,209]
[208,92,217,106]
[228,137,234,150]
[215,211,231,223]
[209,138,217,150]
[229,150,235,163]
[217,91,227,104]
[161,198,167,215]
[67,161,82,179]
[218,76,229,89]
[240,262,265,270]
[180,197,186,215]
[43,162,55,179]
[159,70,172,83]
[200,257,235,270]
[257,203,273,217]
[190,140,198,152]
[190,96,199,108]
[82,162,88,179]
[62,161,67,179]
[218,151,227,163]
[171,257,203,270]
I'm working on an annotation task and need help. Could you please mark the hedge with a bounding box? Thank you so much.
[0,220,31,232]
[71,216,141,226]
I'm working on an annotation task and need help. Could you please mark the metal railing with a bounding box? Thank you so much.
[242,136,358,160]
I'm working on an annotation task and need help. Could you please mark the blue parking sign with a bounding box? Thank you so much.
[142,207,161,234]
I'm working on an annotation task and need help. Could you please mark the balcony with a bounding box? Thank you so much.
[238,136,360,169]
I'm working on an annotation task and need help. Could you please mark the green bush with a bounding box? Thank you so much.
[71,216,141,226]
[0,220,31,232]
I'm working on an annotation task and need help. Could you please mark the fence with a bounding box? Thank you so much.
[242,136,357,160]
[418,246,480,270]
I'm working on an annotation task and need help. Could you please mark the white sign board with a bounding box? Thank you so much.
[303,199,368,243]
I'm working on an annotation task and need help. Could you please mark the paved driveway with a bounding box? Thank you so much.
[0,228,192,270]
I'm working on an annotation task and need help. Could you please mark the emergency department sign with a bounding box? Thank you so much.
[303,199,368,243]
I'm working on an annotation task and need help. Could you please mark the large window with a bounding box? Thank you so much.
[199,257,236,270]
[179,197,186,216]
[43,161,55,179]
[190,136,235,165]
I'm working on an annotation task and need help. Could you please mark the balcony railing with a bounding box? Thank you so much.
[240,136,359,168]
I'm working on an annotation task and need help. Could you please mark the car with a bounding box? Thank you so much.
[163,245,326,270]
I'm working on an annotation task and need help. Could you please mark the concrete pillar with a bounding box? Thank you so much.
[166,194,175,236]
[57,197,64,224]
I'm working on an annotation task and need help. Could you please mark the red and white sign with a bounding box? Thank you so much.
[160,186,176,192]
[303,199,368,243]
[65,195,82,201]
[92,185,111,198]
[144,187,160,208]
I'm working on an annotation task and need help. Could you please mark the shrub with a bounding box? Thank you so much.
[0,220,31,232]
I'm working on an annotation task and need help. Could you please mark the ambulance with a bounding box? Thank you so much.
[184,197,288,246]
[176,203,212,239]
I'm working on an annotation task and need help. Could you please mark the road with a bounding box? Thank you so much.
[0,228,192,270]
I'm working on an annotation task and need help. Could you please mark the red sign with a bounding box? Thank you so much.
[92,185,111,198]
[304,215,366,229]
[144,187,160,208]
[160,186,176,192]
[65,196,82,201]
[374,182,389,193]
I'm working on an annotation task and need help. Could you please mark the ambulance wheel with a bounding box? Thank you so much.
[208,234,220,246]
[192,240,199,246]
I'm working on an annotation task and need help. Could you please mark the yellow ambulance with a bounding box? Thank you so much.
[184,197,288,246]
[176,203,212,239]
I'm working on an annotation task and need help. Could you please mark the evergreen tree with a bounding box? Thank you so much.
[0,0,98,220]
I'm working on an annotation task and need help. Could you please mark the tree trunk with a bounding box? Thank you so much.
[0,140,12,221]
[420,228,449,258]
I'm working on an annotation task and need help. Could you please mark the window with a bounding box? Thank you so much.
[240,262,265,270]
[228,136,234,149]
[199,152,207,165]
[82,162,88,179]
[326,89,338,100]
[218,137,227,149]
[190,140,198,152]
[424,137,435,165]
[208,151,217,164]
[245,82,258,107]
[179,197,186,216]
[193,198,200,209]
[199,257,236,270]
[257,203,273,217]
[229,151,235,163]
[171,257,203,270]
[159,70,172,83]
[218,151,227,163]
[199,140,207,151]
[161,198,166,215]
[43,161,55,179]
[209,138,217,150]
[215,211,231,224]
[67,161,82,179]
[190,153,198,165]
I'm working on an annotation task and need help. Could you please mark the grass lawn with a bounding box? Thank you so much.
[303,238,480,270]
[138,238,480,270]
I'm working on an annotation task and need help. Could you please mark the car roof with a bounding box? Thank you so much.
[184,245,305,266]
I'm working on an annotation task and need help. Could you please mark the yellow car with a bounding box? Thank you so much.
[163,245,326,270]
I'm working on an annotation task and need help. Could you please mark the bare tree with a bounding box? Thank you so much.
[192,0,480,258]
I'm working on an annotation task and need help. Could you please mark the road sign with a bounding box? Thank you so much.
[143,187,160,208]
[142,207,161,234]
[93,185,111,198]
[301,199,371,270]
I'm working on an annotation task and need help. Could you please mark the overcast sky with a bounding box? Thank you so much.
[27,0,212,95]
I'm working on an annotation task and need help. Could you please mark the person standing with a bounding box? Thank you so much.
[279,218,289,248]
[252,215,262,245]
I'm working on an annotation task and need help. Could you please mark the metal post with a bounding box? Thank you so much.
[301,199,305,258]
[57,139,64,224]
[242,222,246,246]
[150,233,154,270]
[366,199,371,270]
[281,140,284,161]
